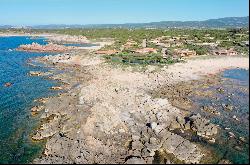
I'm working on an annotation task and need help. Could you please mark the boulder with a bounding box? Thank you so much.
[188,114,218,138]
[50,86,63,90]
[4,82,12,87]
[125,157,146,164]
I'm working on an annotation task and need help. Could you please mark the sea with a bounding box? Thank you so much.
[0,36,61,163]
[189,68,249,164]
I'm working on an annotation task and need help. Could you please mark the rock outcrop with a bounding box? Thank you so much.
[32,54,205,164]
[4,82,12,87]
[32,53,248,164]
[46,35,89,44]
[17,42,76,52]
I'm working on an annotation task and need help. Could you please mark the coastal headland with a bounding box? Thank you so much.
[32,52,248,164]
[2,29,249,164]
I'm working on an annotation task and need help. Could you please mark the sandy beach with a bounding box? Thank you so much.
[30,49,249,164]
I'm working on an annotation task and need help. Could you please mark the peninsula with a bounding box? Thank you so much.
[4,27,247,164]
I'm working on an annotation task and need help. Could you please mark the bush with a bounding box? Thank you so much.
[104,53,178,65]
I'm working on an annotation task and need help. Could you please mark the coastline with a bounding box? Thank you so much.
[0,32,114,51]
[0,32,53,37]
[29,49,249,164]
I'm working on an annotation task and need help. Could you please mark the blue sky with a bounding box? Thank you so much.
[0,0,249,25]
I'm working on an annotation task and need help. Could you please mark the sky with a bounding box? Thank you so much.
[0,0,249,26]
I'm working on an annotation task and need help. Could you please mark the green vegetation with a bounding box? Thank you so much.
[184,44,210,55]
[1,27,248,57]
[104,53,178,66]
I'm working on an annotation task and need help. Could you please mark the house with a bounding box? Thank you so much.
[235,33,248,37]
[242,41,249,46]
[161,48,169,59]
[150,37,171,47]
[124,39,138,49]
[180,35,189,40]
[156,42,171,47]
[195,42,218,47]
[227,49,238,55]
[150,36,171,43]
[185,40,195,44]
[172,36,181,40]
[174,42,184,47]
[142,39,147,48]
[213,49,228,55]
[213,48,238,56]
[95,50,119,55]
[134,48,158,54]
[173,49,197,57]
[203,36,215,40]
[150,39,160,44]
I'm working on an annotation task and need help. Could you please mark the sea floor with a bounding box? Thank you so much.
[155,68,249,164]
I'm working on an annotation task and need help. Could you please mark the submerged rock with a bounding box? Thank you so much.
[228,132,235,138]
[29,71,52,77]
[201,105,220,115]
[29,71,43,76]
[222,104,234,111]
[239,136,247,143]
[187,114,218,138]
[50,86,63,90]
[232,115,239,121]
[4,82,12,87]
[218,159,233,164]
[31,105,45,112]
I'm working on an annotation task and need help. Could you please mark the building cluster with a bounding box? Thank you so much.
[150,36,185,48]
[173,49,197,57]
[95,39,158,55]
[213,48,238,56]
[95,32,244,58]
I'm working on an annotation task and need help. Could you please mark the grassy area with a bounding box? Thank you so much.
[103,52,180,66]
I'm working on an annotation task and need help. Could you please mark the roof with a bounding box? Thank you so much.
[95,50,119,55]
[134,48,158,54]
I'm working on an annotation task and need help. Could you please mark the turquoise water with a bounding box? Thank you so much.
[0,37,59,163]
[190,69,249,164]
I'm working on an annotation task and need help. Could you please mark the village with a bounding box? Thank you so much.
[94,29,249,64]
[3,28,249,64]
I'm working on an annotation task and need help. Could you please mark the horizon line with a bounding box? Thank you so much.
[0,16,249,27]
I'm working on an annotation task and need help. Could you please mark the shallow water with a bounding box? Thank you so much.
[190,68,249,164]
[0,36,59,163]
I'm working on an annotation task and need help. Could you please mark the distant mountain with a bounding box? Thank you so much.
[95,16,249,29]
[0,25,12,29]
[1,16,249,29]
[145,16,249,28]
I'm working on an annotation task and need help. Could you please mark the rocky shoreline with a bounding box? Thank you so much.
[17,42,78,52]
[28,49,249,164]
[1,33,114,51]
